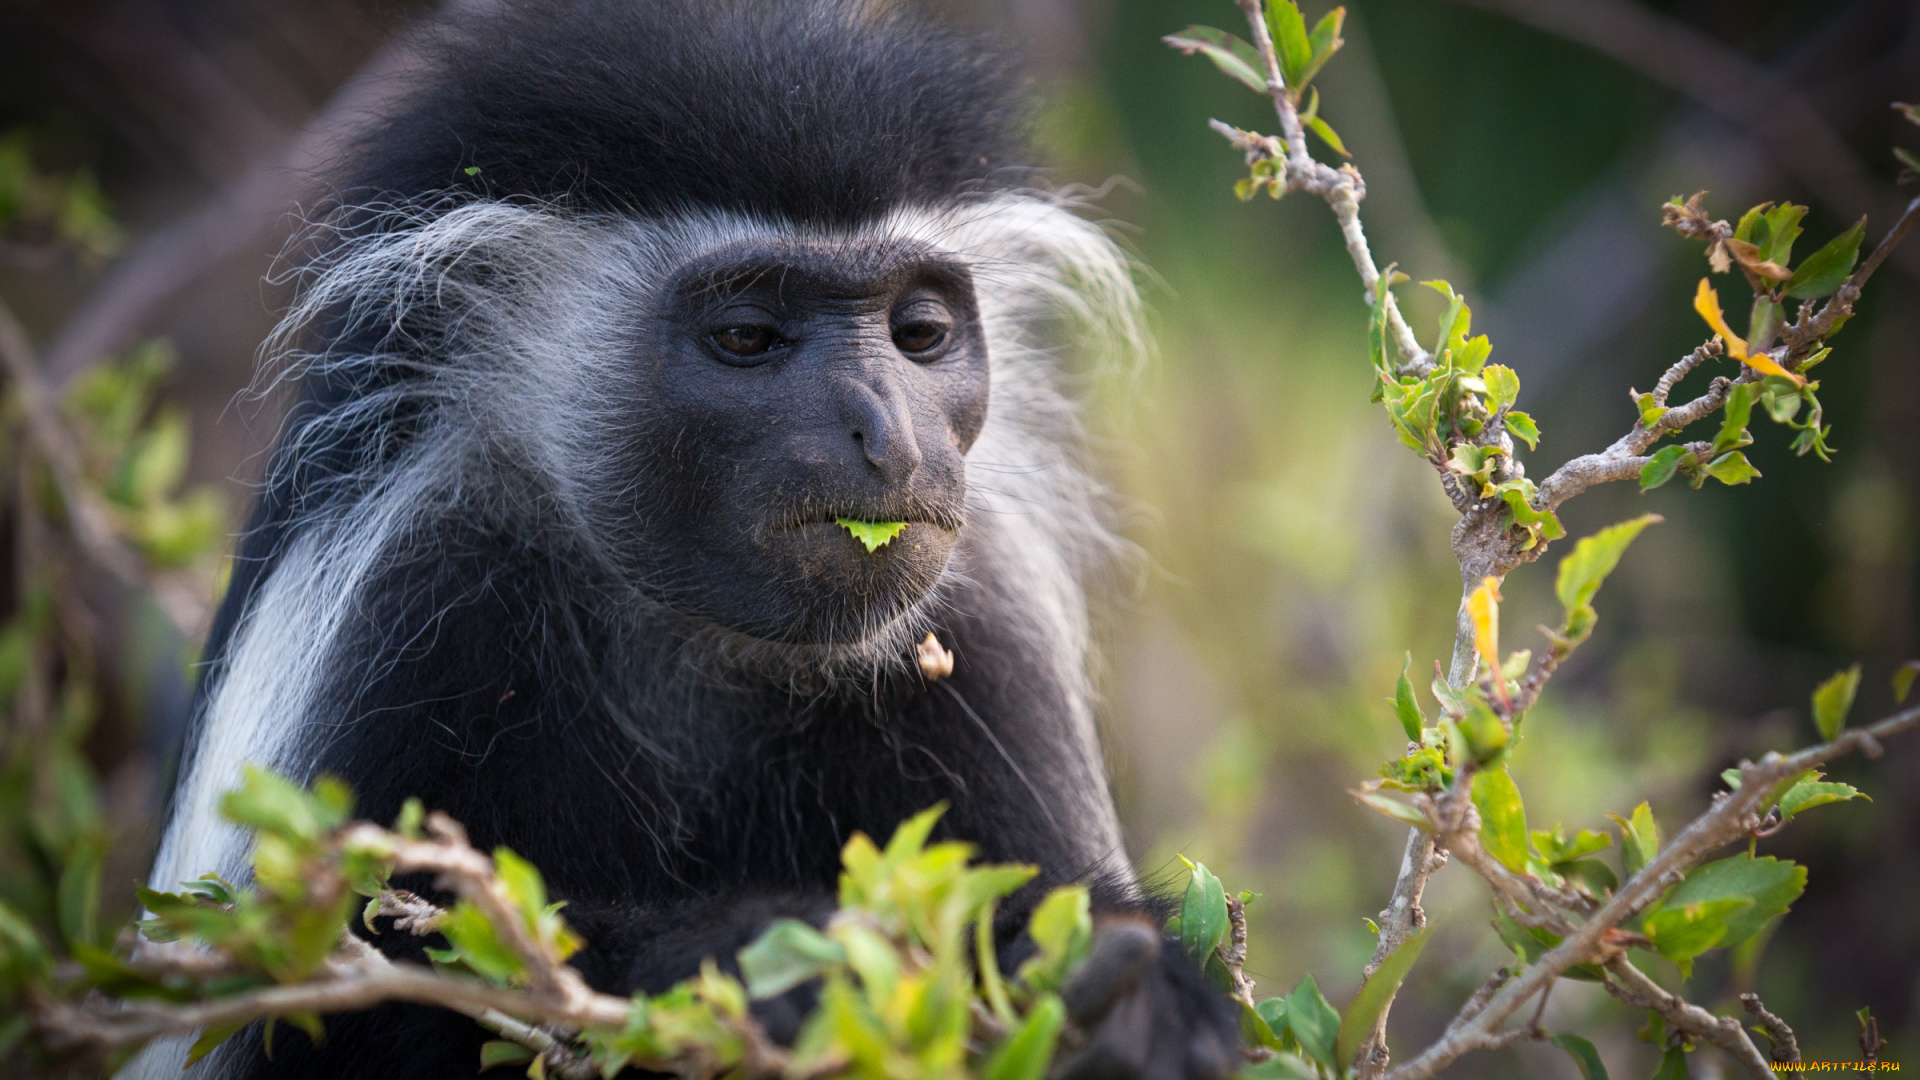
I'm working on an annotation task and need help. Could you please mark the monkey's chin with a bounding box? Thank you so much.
[759,520,957,644]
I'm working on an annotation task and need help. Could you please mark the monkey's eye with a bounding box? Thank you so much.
[710,325,783,361]
[892,295,956,358]
[892,322,948,355]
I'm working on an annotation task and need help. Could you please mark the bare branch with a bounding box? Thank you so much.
[1602,959,1772,1078]
[1741,993,1802,1071]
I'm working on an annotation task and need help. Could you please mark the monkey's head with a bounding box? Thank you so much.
[289,0,1139,669]
[604,237,988,646]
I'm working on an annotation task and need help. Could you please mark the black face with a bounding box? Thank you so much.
[610,239,989,645]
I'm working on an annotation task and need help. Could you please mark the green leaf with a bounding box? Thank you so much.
[1554,514,1661,626]
[1471,767,1528,873]
[1178,860,1230,966]
[1785,218,1865,299]
[111,409,191,507]
[1608,802,1661,881]
[1635,392,1668,429]
[1355,791,1433,831]
[1392,652,1425,741]
[1481,365,1520,413]
[1712,383,1758,454]
[1266,1,1313,91]
[1733,202,1768,246]
[1334,925,1432,1068]
[1491,479,1564,550]
[1700,451,1760,486]
[1760,376,1804,424]
[1651,1043,1691,1080]
[1638,445,1690,491]
[1368,267,1396,378]
[738,919,845,1000]
[1660,854,1806,952]
[1531,826,1612,864]
[187,1021,248,1066]
[1027,885,1091,969]
[1257,996,1288,1035]
[983,993,1065,1080]
[1746,297,1783,352]
[1894,660,1920,704]
[1306,7,1347,82]
[1760,203,1806,267]
[1503,410,1539,451]
[1644,897,1751,978]
[1283,974,1340,1069]
[1162,27,1267,94]
[480,1041,537,1071]
[1811,664,1862,741]
[438,901,526,984]
[835,518,908,553]
[219,765,337,842]
[1239,1053,1323,1080]
[1776,776,1867,821]
[1560,859,1619,898]
[1550,1033,1610,1080]
[1305,115,1349,157]
[57,840,104,950]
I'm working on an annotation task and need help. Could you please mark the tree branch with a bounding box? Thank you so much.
[1381,703,1920,1080]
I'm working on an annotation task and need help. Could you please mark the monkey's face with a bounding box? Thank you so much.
[609,239,988,646]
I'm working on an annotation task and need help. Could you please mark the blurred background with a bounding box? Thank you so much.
[0,0,1915,1075]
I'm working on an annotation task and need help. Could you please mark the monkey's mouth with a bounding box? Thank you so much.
[766,501,965,536]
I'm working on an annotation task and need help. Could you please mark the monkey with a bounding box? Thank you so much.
[133,1,1241,1077]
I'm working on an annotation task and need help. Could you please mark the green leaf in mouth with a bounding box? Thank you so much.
[835,518,908,553]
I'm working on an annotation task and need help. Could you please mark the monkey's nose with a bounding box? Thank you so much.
[847,384,923,483]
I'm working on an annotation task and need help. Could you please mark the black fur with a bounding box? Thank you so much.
[346,0,1031,223]
[163,2,1239,1076]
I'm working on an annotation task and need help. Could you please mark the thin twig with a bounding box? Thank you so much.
[1741,993,1802,1072]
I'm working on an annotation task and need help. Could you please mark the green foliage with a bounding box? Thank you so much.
[64,342,228,568]
[835,519,909,553]
[1553,514,1659,646]
[1176,857,1230,970]
[1264,2,1345,103]
[1332,925,1430,1069]
[1607,802,1661,882]
[1893,660,1920,704]
[1163,26,1266,94]
[1784,219,1865,300]
[1280,973,1339,1071]
[1810,664,1861,741]
[1650,1044,1691,1080]
[0,133,121,262]
[1549,1033,1610,1080]
[1470,767,1528,873]
[1390,652,1425,741]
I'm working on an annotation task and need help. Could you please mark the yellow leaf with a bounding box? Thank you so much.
[1465,576,1501,675]
[1692,279,1803,384]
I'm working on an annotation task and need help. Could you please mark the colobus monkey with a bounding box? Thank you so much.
[139,1,1238,1076]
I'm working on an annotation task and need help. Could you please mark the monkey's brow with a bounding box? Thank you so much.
[676,256,968,307]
